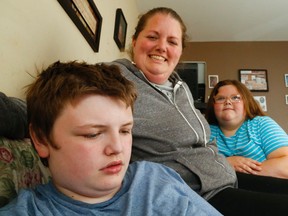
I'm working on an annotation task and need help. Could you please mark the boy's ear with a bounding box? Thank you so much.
[29,124,50,158]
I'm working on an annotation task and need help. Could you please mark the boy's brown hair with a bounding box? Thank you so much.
[26,61,137,165]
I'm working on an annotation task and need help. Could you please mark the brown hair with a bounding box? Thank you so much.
[205,79,265,125]
[129,7,188,59]
[26,61,137,165]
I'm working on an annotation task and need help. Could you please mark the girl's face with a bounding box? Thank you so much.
[132,13,183,84]
[213,85,246,129]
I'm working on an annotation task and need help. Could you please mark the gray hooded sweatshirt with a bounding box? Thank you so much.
[111,59,237,200]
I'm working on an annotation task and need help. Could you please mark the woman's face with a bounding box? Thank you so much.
[132,13,183,84]
[213,85,246,129]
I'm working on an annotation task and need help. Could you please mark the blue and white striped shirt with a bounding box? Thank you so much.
[210,116,288,162]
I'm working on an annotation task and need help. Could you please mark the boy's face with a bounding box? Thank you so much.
[38,94,133,203]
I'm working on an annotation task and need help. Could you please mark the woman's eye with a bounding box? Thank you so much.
[147,35,157,40]
[169,40,178,45]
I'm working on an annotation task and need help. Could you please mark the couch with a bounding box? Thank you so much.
[0,137,49,207]
[0,92,50,207]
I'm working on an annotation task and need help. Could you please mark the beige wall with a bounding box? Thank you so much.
[181,41,288,132]
[2,2,288,131]
[0,0,139,98]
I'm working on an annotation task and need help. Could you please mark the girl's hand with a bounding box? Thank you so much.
[227,156,262,174]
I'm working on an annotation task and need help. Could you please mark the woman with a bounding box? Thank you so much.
[108,7,288,215]
[206,79,288,178]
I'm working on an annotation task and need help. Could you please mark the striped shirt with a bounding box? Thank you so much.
[210,116,288,162]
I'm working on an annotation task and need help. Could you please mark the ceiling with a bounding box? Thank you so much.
[135,0,288,42]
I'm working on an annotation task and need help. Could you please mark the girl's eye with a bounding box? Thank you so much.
[215,96,225,101]
[231,96,240,100]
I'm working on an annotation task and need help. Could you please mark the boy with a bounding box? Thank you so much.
[0,61,221,215]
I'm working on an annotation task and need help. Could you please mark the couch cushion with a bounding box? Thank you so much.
[0,137,49,207]
[0,92,28,139]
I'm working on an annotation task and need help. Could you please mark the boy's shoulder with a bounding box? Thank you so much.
[122,161,221,215]
[0,187,37,215]
[0,183,55,215]
[129,161,177,173]
[127,161,185,184]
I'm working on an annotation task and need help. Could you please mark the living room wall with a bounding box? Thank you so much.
[0,0,139,99]
[2,2,287,132]
[181,41,288,132]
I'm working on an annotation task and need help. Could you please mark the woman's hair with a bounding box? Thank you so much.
[205,79,265,125]
[129,7,188,59]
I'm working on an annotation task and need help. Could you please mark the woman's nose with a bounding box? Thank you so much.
[156,39,166,52]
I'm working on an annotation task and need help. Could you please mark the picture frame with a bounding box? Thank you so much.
[57,0,102,52]
[208,75,219,88]
[286,95,288,105]
[253,96,267,112]
[285,74,288,87]
[113,9,127,51]
[239,69,268,92]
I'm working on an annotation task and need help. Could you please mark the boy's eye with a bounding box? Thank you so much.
[84,133,100,139]
[120,129,132,134]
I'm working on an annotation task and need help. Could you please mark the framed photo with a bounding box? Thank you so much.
[58,0,102,52]
[113,9,127,51]
[208,75,219,88]
[286,95,288,105]
[285,74,288,87]
[239,69,268,92]
[253,96,267,112]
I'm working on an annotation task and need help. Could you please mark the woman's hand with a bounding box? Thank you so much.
[227,156,262,174]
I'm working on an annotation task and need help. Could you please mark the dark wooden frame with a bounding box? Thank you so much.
[113,9,127,51]
[239,69,269,92]
[58,0,102,52]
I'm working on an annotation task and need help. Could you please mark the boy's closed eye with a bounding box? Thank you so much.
[120,129,132,135]
[83,133,101,139]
